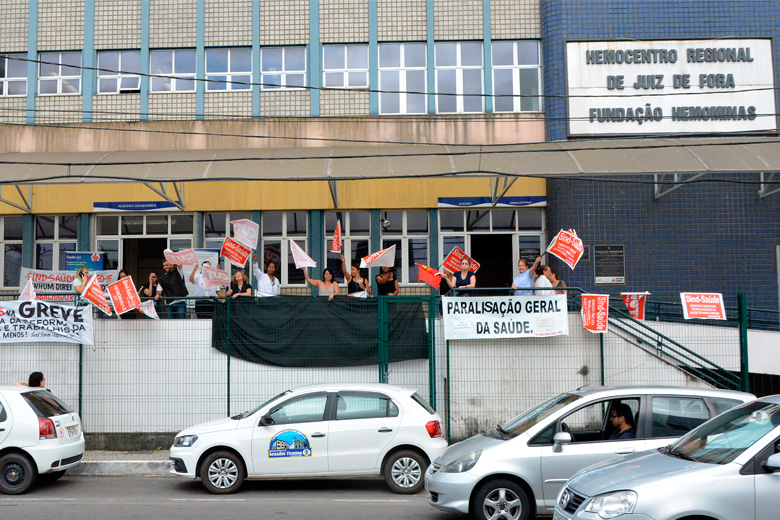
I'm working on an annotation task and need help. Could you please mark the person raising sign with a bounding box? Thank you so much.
[444,257,476,292]
[303,267,340,301]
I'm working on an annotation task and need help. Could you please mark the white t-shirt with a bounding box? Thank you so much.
[534,275,555,295]
[192,273,219,298]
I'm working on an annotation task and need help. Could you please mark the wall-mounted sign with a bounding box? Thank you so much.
[438,196,546,208]
[594,245,625,284]
[566,39,776,135]
[94,201,180,212]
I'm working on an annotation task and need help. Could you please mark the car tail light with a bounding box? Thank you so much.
[39,417,56,439]
[426,420,442,438]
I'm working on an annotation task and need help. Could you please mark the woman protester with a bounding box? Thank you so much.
[543,265,567,295]
[303,267,339,301]
[375,266,399,296]
[443,257,476,293]
[225,270,252,298]
[341,255,371,296]
[138,272,163,318]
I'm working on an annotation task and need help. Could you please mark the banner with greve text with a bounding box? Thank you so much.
[581,294,609,333]
[0,300,93,345]
[442,295,569,340]
[20,268,118,301]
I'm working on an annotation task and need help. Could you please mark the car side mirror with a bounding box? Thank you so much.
[763,452,780,472]
[552,431,572,452]
[259,414,274,426]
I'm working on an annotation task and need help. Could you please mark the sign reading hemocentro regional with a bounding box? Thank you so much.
[566,39,776,135]
[442,295,568,340]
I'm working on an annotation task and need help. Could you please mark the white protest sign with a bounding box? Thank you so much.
[0,300,93,345]
[20,268,119,301]
[231,219,259,250]
[164,248,199,266]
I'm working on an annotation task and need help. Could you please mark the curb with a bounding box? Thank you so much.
[70,460,172,477]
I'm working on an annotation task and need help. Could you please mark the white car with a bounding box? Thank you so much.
[170,383,448,494]
[0,386,85,494]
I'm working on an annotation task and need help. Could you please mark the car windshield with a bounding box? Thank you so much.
[244,390,292,417]
[500,393,581,438]
[668,401,780,465]
[21,390,73,417]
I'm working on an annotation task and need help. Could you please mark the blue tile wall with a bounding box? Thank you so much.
[541,0,780,311]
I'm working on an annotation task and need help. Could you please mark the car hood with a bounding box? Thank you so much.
[177,416,241,437]
[436,432,504,465]
[568,450,715,497]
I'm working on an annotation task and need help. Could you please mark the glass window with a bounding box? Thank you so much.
[380,211,430,285]
[270,394,328,425]
[261,46,306,89]
[0,53,27,97]
[96,215,119,236]
[204,212,227,238]
[121,215,143,235]
[150,49,196,92]
[261,212,308,286]
[435,41,483,113]
[323,44,368,88]
[97,50,141,94]
[379,43,426,114]
[34,215,78,270]
[146,215,168,234]
[336,394,397,420]
[97,240,119,270]
[324,211,370,283]
[651,397,710,438]
[170,214,193,234]
[206,47,251,91]
[562,399,639,443]
[4,243,22,288]
[38,52,81,95]
[4,216,23,240]
[492,40,542,113]
[710,397,743,416]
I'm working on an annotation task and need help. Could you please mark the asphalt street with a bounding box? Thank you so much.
[0,475,489,520]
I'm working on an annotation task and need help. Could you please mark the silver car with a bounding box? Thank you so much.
[425,386,754,520]
[554,395,780,520]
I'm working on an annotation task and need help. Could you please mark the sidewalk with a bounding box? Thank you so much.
[70,450,172,476]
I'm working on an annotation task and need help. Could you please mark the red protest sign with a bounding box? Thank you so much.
[164,248,198,266]
[442,247,480,273]
[330,220,342,254]
[581,294,609,333]
[621,292,650,320]
[201,265,231,288]
[107,276,141,315]
[221,237,252,267]
[82,275,112,316]
[546,229,584,270]
[680,293,726,320]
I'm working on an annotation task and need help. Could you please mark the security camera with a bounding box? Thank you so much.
[381,218,391,229]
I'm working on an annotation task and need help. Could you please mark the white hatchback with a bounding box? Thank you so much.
[0,386,85,494]
[170,383,448,494]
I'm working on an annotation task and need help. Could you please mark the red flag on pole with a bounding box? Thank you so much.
[82,275,112,316]
[415,263,443,288]
[330,220,342,254]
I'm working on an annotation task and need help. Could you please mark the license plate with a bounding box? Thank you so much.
[68,425,79,437]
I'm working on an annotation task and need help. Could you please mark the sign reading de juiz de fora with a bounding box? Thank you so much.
[566,39,777,135]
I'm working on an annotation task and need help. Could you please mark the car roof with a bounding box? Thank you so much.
[0,385,29,393]
[754,394,780,404]
[569,385,755,400]
[286,382,416,395]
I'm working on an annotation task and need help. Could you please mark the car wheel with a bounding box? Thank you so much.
[0,453,37,495]
[39,470,66,482]
[383,450,426,494]
[199,451,246,495]
[472,479,531,520]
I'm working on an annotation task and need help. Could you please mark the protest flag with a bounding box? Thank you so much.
[330,220,342,254]
[136,300,160,320]
[82,275,113,316]
[19,279,37,301]
[415,263,443,288]
[621,292,650,320]
[360,244,396,268]
[290,240,317,268]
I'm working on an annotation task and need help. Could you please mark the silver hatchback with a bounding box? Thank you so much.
[425,386,754,520]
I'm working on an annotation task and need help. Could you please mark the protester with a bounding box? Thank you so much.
[14,371,46,388]
[118,269,129,279]
[252,253,281,295]
[375,266,399,296]
[138,272,163,319]
[341,254,371,295]
[72,265,89,300]
[159,260,189,318]
[511,256,541,296]
[303,267,339,300]
[190,261,220,318]
[225,270,253,298]
[534,265,555,295]
[444,257,476,292]
[543,265,567,294]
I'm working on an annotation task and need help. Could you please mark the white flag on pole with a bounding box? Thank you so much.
[136,299,160,320]
[19,279,37,301]
[360,244,396,268]
[290,240,317,269]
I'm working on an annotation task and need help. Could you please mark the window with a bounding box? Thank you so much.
[150,49,196,92]
[203,211,251,274]
[269,393,328,425]
[379,43,426,114]
[261,46,305,89]
[336,393,399,420]
[35,215,77,271]
[206,48,251,91]
[262,211,308,285]
[1,216,23,288]
[560,398,639,443]
[435,41,483,113]
[380,210,428,285]
[492,40,542,112]
[324,211,370,282]
[0,53,27,97]
[651,397,710,438]
[38,52,81,95]
[323,44,368,88]
[97,50,141,94]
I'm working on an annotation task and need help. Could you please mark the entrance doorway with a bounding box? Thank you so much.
[470,234,513,289]
[123,238,167,287]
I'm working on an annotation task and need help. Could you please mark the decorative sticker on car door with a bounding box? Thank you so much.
[268,430,312,458]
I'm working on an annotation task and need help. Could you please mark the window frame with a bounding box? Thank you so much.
[434,41,484,114]
[491,40,543,113]
[205,47,252,92]
[268,392,330,425]
[261,211,308,286]
[34,215,78,271]
[0,53,28,97]
[38,51,82,96]
[322,44,369,89]
[333,391,399,421]
[149,49,196,93]
[380,210,429,286]
[0,216,24,288]
[378,42,427,115]
[324,211,371,284]
[97,50,142,95]
[260,46,307,90]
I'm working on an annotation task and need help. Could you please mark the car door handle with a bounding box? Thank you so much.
[615,449,635,455]
[0,428,4,432]
[311,432,326,438]
[378,427,393,433]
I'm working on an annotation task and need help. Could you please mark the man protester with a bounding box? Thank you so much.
[159,260,189,318]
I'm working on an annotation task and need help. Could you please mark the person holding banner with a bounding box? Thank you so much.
[190,261,220,318]
[159,260,189,319]
[511,257,541,296]
[72,265,90,301]
[443,258,476,292]
[138,272,163,318]
[225,270,253,298]
[341,255,371,295]
[303,267,339,300]
[543,265,567,295]
[375,266,399,296]
[252,253,281,295]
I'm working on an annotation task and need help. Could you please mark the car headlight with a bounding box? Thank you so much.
[173,435,199,447]
[584,490,637,519]
[441,450,482,473]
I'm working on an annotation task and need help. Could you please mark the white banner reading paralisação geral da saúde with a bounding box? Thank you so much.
[442,295,569,340]
[0,300,93,345]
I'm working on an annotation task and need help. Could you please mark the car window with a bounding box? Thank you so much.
[651,397,709,438]
[336,393,399,420]
[411,393,435,414]
[0,402,6,422]
[502,393,581,439]
[269,394,328,425]
[21,390,73,417]
[710,397,744,416]
[560,398,639,443]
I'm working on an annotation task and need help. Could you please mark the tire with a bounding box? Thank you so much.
[471,479,531,520]
[199,451,246,495]
[0,453,37,495]
[39,470,66,482]
[383,450,427,494]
